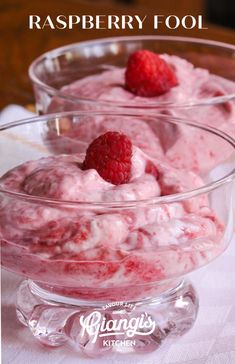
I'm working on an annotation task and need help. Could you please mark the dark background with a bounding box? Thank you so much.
[0,0,234,109]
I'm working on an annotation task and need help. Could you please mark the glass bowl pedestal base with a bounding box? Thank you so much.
[16,279,198,357]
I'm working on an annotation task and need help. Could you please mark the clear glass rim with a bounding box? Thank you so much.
[28,35,235,108]
[0,111,235,208]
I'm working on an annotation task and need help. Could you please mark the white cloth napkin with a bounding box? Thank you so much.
[0,104,35,124]
[1,106,235,364]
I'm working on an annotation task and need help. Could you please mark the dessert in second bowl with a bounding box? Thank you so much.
[47,49,235,171]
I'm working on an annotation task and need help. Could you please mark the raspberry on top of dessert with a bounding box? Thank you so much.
[125,50,178,97]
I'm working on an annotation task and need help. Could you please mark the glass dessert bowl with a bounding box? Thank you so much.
[0,112,235,357]
[29,36,235,111]
[29,35,235,143]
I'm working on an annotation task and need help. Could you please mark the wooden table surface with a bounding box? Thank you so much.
[1,0,235,109]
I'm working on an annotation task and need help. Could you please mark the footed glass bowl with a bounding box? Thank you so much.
[0,112,235,357]
[29,35,235,114]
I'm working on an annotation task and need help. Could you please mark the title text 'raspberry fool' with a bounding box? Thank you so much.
[28,15,207,30]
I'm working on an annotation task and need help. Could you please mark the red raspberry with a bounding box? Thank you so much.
[125,50,178,97]
[83,131,132,185]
